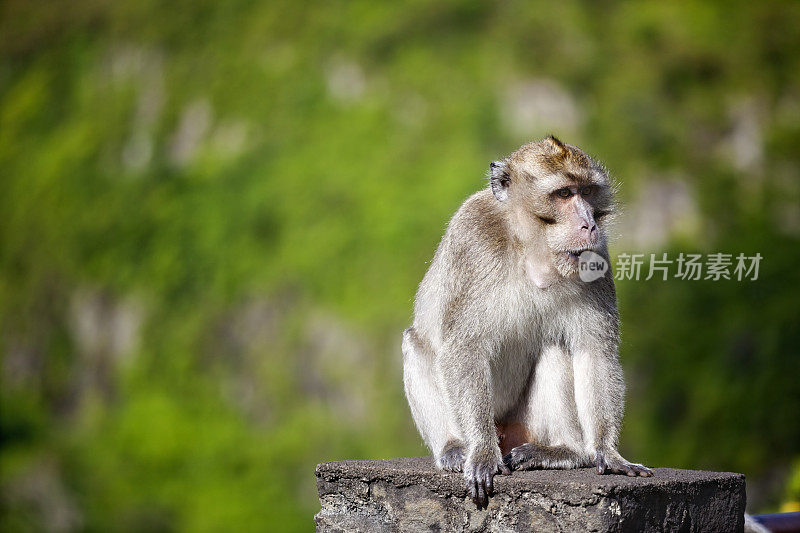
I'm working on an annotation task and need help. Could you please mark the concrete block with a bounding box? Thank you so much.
[315,457,745,532]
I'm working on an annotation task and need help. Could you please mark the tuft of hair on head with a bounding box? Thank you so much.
[545,135,571,157]
[545,134,566,150]
[540,134,571,169]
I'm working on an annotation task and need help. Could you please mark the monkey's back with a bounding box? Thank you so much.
[411,189,530,352]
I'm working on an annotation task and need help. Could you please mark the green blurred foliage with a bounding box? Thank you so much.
[1,0,799,530]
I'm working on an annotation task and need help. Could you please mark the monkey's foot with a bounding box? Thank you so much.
[503,443,581,471]
[465,448,511,510]
[595,450,653,477]
[438,440,466,472]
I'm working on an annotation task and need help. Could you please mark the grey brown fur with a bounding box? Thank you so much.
[402,137,651,510]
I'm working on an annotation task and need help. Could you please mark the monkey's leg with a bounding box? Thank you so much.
[402,328,466,471]
[508,344,589,471]
[573,347,653,477]
[440,337,510,509]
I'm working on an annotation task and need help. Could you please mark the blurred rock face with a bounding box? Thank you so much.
[69,288,144,398]
[70,288,143,362]
[325,58,366,104]
[501,80,582,139]
[2,458,83,533]
[617,178,701,251]
[170,99,213,166]
[724,98,764,175]
[301,311,370,423]
[211,297,372,425]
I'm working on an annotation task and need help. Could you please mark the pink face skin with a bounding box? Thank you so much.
[551,184,601,263]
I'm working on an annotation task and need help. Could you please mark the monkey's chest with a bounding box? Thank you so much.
[489,338,539,417]
[486,297,577,418]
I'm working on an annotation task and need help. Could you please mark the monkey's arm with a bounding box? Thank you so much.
[437,337,510,508]
[572,333,653,477]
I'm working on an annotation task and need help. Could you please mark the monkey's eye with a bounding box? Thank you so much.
[580,186,594,196]
[556,188,572,199]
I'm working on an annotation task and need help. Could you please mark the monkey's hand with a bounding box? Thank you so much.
[595,449,653,477]
[464,447,511,509]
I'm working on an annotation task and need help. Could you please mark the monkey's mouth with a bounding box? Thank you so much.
[565,248,592,262]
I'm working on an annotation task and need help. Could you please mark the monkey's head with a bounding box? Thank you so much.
[488,136,616,278]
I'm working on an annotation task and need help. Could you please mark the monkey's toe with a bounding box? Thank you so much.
[595,451,653,477]
[504,443,540,471]
[628,463,653,477]
[439,442,466,472]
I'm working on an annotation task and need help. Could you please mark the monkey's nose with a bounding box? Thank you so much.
[580,224,598,241]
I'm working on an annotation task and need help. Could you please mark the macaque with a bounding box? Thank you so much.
[402,136,652,509]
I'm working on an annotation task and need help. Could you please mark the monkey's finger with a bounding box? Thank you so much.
[632,464,653,477]
[622,464,637,477]
[471,477,486,508]
[499,462,511,475]
[486,472,494,495]
[477,480,487,508]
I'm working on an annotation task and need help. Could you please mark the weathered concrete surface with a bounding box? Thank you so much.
[315,457,745,532]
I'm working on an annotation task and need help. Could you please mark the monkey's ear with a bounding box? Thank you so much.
[488,160,510,202]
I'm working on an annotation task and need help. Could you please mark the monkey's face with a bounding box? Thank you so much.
[535,179,613,276]
[489,137,615,278]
